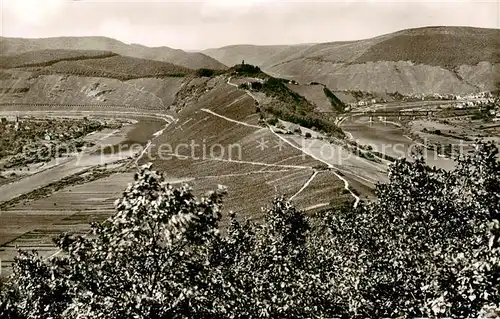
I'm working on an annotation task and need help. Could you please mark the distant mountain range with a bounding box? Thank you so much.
[203,26,500,95]
[0,36,227,70]
[1,26,498,95]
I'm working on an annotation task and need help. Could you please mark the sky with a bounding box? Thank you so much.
[0,0,499,50]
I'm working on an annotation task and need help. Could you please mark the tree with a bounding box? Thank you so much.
[1,144,498,318]
[314,142,499,317]
[196,68,215,77]
[1,164,226,318]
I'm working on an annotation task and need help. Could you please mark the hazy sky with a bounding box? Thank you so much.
[0,0,499,50]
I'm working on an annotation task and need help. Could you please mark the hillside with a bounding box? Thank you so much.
[147,76,353,219]
[227,64,344,136]
[1,51,191,81]
[203,44,312,69]
[0,68,189,109]
[0,49,118,69]
[353,26,500,67]
[203,27,500,95]
[33,54,190,80]
[0,36,227,70]
[286,83,333,113]
[286,83,346,113]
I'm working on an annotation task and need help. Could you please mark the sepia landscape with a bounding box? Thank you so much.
[0,0,499,318]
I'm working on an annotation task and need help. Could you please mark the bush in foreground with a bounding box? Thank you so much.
[1,143,499,318]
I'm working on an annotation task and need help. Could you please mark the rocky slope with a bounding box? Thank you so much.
[203,27,500,95]
[0,68,194,110]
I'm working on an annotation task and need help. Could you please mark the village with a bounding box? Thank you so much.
[347,91,495,107]
[344,90,498,118]
[0,116,121,184]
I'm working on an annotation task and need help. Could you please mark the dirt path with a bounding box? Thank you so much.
[227,77,260,103]
[227,76,361,207]
[289,170,318,201]
[200,169,301,179]
[269,128,361,207]
[165,153,311,169]
[303,202,330,211]
[259,155,304,172]
[201,108,262,129]
[227,77,238,88]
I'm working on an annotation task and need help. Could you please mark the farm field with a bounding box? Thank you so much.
[0,83,353,276]
[1,68,495,283]
[0,113,165,204]
[0,108,174,275]
[0,172,132,275]
[280,133,389,189]
[145,80,351,221]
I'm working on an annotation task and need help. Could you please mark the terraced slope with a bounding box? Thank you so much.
[146,77,352,220]
[0,36,227,70]
[0,77,354,275]
[0,47,210,108]
[204,27,500,95]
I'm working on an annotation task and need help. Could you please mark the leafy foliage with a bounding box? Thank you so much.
[195,68,224,78]
[262,104,344,138]
[319,142,500,317]
[237,83,249,90]
[254,77,344,137]
[1,143,499,318]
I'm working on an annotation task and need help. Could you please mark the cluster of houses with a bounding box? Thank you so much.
[454,99,496,108]
[347,98,385,108]
[489,101,500,121]
[404,91,494,101]
[455,91,494,100]
[344,91,497,109]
